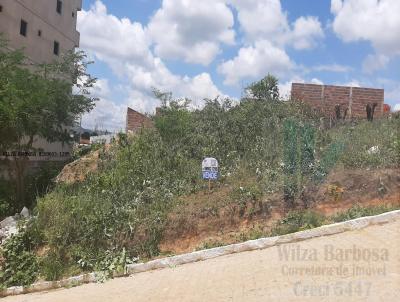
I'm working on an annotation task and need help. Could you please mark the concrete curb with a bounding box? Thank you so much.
[2,210,399,297]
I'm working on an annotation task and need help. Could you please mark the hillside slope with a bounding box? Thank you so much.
[160,167,400,253]
[1,98,399,288]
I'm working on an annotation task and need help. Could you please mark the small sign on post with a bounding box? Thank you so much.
[202,157,218,192]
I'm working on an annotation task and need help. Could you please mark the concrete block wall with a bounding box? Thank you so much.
[126,107,154,133]
[291,83,384,119]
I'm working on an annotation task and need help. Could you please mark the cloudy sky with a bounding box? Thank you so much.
[78,0,400,131]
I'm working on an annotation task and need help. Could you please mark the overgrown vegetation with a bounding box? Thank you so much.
[332,204,400,222]
[0,162,65,219]
[193,202,400,248]
[0,222,39,289]
[1,73,398,288]
[271,211,326,236]
[0,38,96,212]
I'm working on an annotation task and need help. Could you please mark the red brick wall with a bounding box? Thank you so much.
[126,107,154,133]
[352,87,384,118]
[291,83,384,119]
[291,83,324,112]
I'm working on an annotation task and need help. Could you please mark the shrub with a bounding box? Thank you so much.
[271,211,326,236]
[332,204,400,222]
[282,119,317,206]
[36,130,180,271]
[313,142,345,183]
[0,178,16,219]
[39,251,66,281]
[195,240,226,251]
[0,161,64,219]
[333,119,399,168]
[0,224,39,288]
[230,184,263,217]
[16,85,398,285]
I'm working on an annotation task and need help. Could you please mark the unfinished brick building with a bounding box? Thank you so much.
[291,83,384,119]
[126,107,154,133]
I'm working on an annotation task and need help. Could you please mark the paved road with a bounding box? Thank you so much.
[5,220,400,302]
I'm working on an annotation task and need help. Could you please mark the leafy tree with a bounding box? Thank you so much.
[0,38,97,209]
[246,74,280,101]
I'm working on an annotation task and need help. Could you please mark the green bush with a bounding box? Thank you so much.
[332,204,400,222]
[36,130,180,270]
[39,251,66,281]
[282,120,317,206]
[0,224,39,288]
[237,227,266,242]
[271,211,326,236]
[0,161,64,220]
[313,142,345,182]
[0,178,16,219]
[18,85,398,285]
[195,240,226,251]
[230,184,263,217]
[332,119,399,168]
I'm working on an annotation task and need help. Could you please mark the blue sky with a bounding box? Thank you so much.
[77,0,400,131]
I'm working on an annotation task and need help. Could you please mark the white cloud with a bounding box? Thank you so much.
[278,76,305,99]
[230,0,289,44]
[291,16,324,50]
[78,1,226,130]
[219,0,323,85]
[148,0,235,65]
[340,80,361,87]
[311,78,323,85]
[278,76,323,99]
[331,0,400,71]
[229,0,323,49]
[218,40,293,85]
[180,73,226,108]
[278,81,293,99]
[78,1,152,68]
[81,98,126,132]
[331,0,343,14]
[90,78,111,99]
[362,54,390,74]
[313,64,352,73]
[382,80,400,108]
[125,64,225,113]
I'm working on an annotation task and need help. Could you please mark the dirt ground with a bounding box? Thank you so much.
[160,168,400,254]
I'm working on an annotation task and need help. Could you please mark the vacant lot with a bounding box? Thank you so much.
[5,217,400,302]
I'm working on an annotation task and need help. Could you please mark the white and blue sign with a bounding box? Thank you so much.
[202,157,219,180]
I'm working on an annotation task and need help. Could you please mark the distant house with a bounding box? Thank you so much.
[90,134,117,145]
[291,83,384,119]
[126,107,154,133]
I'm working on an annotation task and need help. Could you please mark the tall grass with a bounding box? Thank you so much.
[6,98,397,284]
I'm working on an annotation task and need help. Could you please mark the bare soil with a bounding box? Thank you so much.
[55,150,101,184]
[160,168,400,254]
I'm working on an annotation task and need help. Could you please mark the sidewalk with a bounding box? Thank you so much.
[4,219,400,302]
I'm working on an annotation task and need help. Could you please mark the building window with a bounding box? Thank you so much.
[53,41,60,56]
[38,30,42,37]
[72,11,75,18]
[20,20,28,37]
[0,5,3,12]
[56,0,62,14]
